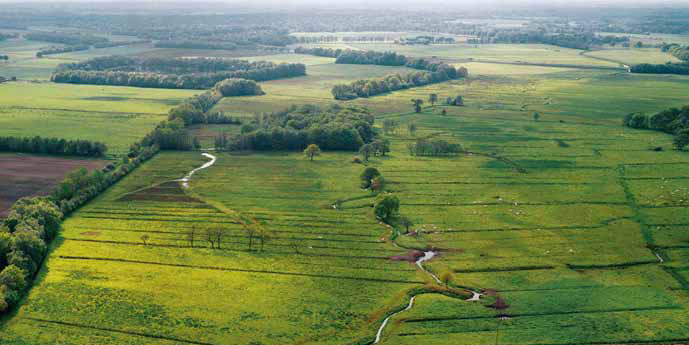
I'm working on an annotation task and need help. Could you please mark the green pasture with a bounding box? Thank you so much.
[0,83,196,154]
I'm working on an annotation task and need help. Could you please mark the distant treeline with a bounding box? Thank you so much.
[332,69,467,100]
[155,40,239,51]
[52,56,305,89]
[93,40,151,49]
[0,33,17,41]
[36,45,89,57]
[0,55,8,61]
[0,136,107,157]
[295,47,458,72]
[468,31,629,50]
[408,138,462,156]
[58,55,279,74]
[397,36,456,45]
[295,36,391,44]
[624,105,689,134]
[220,104,376,151]
[24,32,109,46]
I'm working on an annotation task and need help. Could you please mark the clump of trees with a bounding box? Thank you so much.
[623,105,689,150]
[220,104,376,152]
[215,78,264,97]
[408,138,462,156]
[0,136,107,157]
[0,55,9,61]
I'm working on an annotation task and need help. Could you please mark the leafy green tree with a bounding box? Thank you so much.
[674,129,689,151]
[304,144,321,161]
[440,271,454,288]
[411,99,424,113]
[0,265,27,298]
[533,112,540,121]
[360,167,381,189]
[373,194,400,222]
[429,93,438,106]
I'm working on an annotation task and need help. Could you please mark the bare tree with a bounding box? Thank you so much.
[186,226,197,248]
[244,223,257,251]
[205,228,216,249]
[140,234,150,246]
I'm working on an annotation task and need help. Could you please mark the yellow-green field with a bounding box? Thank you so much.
[2,37,689,345]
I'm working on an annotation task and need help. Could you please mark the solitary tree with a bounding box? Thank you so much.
[411,99,424,113]
[440,271,454,289]
[140,234,150,246]
[399,216,414,233]
[359,143,374,162]
[244,223,258,251]
[186,226,197,248]
[408,123,417,136]
[674,129,689,151]
[429,93,438,106]
[304,144,321,161]
[373,194,400,222]
[533,112,540,122]
[360,167,381,189]
[441,109,447,116]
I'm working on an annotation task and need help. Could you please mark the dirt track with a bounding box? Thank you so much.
[0,153,105,217]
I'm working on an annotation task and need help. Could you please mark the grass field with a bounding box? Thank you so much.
[2,35,689,345]
[0,83,197,154]
[0,153,105,217]
[294,43,622,68]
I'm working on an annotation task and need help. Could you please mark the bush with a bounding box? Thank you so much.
[360,167,381,188]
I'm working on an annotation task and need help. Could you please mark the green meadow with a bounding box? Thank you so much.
[0,83,196,154]
[1,33,689,345]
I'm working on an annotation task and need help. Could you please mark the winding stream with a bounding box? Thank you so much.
[374,296,416,344]
[415,251,440,284]
[176,152,216,188]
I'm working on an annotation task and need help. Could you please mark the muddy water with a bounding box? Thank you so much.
[177,153,216,188]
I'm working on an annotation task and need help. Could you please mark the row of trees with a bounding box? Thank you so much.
[407,138,462,156]
[0,136,107,157]
[396,36,456,45]
[623,105,689,150]
[331,68,466,100]
[36,45,89,58]
[296,47,465,76]
[1,136,161,315]
[58,56,278,74]
[24,32,108,46]
[631,63,689,75]
[220,104,376,151]
[51,63,305,90]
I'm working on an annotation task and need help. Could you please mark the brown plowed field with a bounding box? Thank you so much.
[0,153,106,217]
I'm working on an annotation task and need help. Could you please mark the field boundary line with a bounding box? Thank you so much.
[2,105,165,116]
[24,318,220,345]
